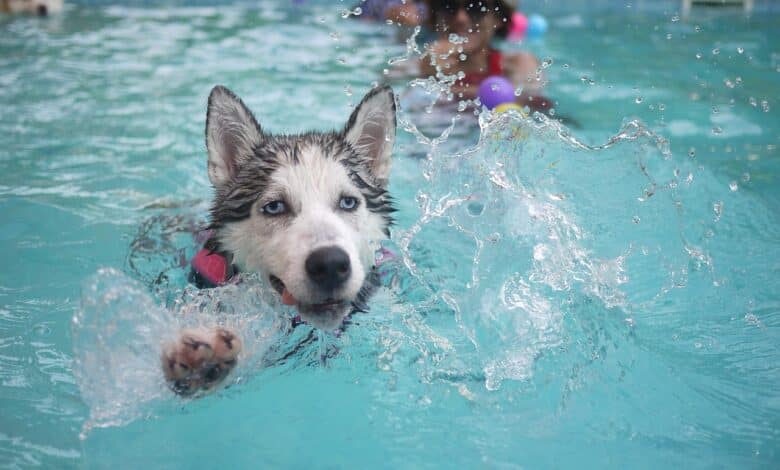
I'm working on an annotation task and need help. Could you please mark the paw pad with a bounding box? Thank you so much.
[161,327,242,396]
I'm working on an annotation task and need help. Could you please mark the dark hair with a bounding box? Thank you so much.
[425,0,514,39]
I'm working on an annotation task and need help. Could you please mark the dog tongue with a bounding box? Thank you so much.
[281,288,297,306]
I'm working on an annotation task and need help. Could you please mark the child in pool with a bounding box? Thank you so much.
[420,0,554,114]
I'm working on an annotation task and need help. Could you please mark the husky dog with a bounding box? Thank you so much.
[162,85,397,395]
[0,0,63,15]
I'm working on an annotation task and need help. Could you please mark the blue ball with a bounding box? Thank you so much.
[527,14,548,38]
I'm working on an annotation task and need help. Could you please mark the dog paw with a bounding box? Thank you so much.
[161,327,242,396]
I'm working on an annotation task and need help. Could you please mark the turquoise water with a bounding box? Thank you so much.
[1,1,779,468]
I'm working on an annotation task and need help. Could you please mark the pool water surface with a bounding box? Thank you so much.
[0,1,779,468]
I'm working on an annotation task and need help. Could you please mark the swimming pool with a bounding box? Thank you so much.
[1,0,778,467]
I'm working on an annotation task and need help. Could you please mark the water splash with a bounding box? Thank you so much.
[72,268,289,437]
[391,103,703,390]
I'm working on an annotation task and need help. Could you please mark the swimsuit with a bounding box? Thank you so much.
[460,48,504,86]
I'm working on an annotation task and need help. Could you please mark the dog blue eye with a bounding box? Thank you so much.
[339,196,358,211]
[262,200,286,215]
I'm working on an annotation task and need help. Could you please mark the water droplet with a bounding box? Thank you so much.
[735,76,742,85]
[340,7,363,18]
[737,46,744,54]
[666,33,673,40]
[457,100,467,112]
[711,126,723,135]
[382,68,389,75]
[344,85,352,97]
[513,86,523,96]
[761,100,770,112]
[688,148,696,158]
[548,108,556,116]
[459,54,467,61]
[563,63,569,69]
[694,25,701,32]
[724,79,734,89]
[541,57,553,68]
[330,32,341,41]
[658,103,666,111]
[749,97,757,107]
[695,52,702,59]
[632,216,641,224]
[671,15,679,22]
[713,201,723,221]
[635,96,643,104]
[448,33,467,44]
[338,57,347,65]
[741,172,750,183]
[712,47,720,55]
[729,181,738,191]
[711,105,719,114]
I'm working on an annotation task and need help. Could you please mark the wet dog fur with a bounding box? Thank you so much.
[161,85,397,395]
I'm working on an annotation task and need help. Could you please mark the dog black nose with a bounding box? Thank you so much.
[37,4,48,15]
[305,247,351,291]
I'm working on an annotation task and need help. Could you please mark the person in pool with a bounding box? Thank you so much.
[420,0,554,114]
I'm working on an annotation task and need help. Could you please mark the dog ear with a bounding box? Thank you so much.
[343,86,396,185]
[205,86,263,187]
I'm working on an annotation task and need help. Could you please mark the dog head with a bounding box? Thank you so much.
[204,85,396,330]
